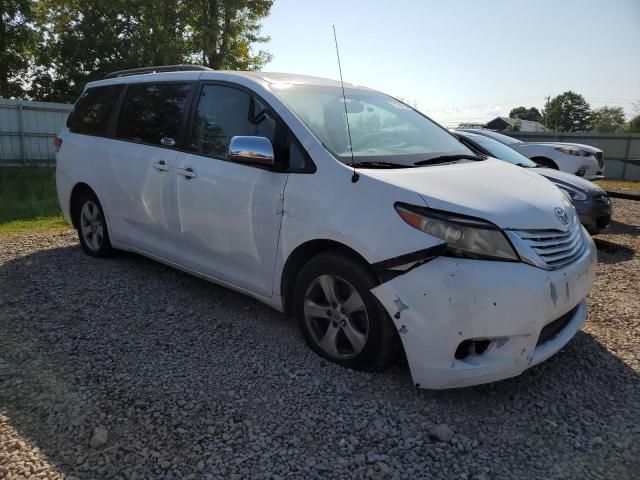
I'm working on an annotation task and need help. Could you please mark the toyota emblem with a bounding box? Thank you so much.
[554,207,569,225]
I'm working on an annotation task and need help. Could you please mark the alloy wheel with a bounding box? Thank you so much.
[80,201,104,252]
[303,274,369,359]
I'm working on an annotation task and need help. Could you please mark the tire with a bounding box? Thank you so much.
[73,190,114,258]
[533,157,559,170]
[293,251,396,372]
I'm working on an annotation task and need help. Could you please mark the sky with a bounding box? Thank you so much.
[261,0,640,127]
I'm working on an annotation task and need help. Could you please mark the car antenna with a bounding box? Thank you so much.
[333,25,359,183]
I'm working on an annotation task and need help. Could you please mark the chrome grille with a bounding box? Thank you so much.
[512,220,585,270]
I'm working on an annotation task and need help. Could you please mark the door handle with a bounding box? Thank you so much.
[176,167,197,179]
[152,160,170,172]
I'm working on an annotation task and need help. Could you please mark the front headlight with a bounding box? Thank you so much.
[556,147,592,157]
[555,183,588,202]
[395,204,519,261]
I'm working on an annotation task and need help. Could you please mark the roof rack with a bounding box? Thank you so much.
[104,65,213,79]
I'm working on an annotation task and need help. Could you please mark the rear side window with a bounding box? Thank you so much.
[116,83,192,147]
[190,85,276,157]
[67,85,123,136]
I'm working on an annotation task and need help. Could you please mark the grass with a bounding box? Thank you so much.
[594,179,640,193]
[0,167,70,234]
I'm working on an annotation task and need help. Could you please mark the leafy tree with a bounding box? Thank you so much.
[624,114,640,133]
[506,119,521,132]
[543,91,592,132]
[26,0,274,102]
[191,0,273,70]
[590,106,626,133]
[509,106,541,122]
[30,0,164,102]
[0,0,38,98]
[395,96,419,109]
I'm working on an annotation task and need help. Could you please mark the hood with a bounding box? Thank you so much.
[365,158,576,230]
[517,142,602,153]
[534,167,605,193]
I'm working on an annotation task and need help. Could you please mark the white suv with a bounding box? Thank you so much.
[56,66,596,389]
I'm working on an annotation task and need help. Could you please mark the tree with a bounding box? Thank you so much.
[543,91,592,132]
[509,106,542,123]
[624,114,640,133]
[191,0,273,70]
[26,0,274,102]
[30,0,161,102]
[0,0,38,98]
[395,96,419,109]
[590,106,626,132]
[506,119,521,132]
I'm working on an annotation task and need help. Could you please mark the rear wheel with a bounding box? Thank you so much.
[293,252,396,371]
[74,191,114,257]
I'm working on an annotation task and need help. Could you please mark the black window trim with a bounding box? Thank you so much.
[110,80,197,151]
[184,79,316,174]
[67,78,317,174]
[67,84,126,138]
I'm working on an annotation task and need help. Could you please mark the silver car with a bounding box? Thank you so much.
[457,128,605,180]
[456,130,612,234]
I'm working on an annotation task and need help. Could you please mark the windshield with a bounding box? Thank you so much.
[470,129,523,145]
[271,84,474,166]
[465,133,536,167]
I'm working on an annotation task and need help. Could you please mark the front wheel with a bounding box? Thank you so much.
[293,252,397,371]
[74,191,114,258]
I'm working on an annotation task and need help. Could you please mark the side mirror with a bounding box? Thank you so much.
[228,136,275,166]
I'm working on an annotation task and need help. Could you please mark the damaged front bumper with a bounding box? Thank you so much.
[371,234,597,389]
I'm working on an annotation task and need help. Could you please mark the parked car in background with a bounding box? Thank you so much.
[457,128,605,180]
[56,66,597,389]
[455,130,612,234]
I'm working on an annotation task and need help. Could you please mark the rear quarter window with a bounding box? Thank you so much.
[67,85,124,136]
[116,83,192,147]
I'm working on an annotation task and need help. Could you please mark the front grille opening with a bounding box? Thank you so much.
[596,215,611,230]
[595,152,604,168]
[536,305,579,346]
[515,225,585,269]
[455,339,491,360]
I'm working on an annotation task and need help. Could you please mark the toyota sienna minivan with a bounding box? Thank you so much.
[55,66,597,389]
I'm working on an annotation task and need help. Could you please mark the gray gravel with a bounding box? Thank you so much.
[1,199,639,480]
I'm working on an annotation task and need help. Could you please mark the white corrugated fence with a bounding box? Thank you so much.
[0,98,72,165]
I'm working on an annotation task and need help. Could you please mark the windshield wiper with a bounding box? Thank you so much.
[350,161,414,169]
[413,154,485,166]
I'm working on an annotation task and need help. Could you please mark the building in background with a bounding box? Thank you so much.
[457,117,545,132]
[486,117,545,132]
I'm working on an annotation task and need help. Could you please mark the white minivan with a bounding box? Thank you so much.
[55,66,597,389]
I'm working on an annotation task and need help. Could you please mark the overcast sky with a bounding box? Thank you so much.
[261,0,640,127]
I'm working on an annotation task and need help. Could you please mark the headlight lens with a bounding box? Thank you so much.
[555,183,588,202]
[556,147,592,157]
[395,204,519,261]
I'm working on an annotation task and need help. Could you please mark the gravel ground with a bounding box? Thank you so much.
[1,199,639,480]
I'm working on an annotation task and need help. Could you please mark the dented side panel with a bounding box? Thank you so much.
[371,235,597,389]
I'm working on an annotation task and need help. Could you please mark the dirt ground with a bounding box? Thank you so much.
[0,199,638,480]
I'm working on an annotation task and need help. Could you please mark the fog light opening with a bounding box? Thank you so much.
[455,339,492,360]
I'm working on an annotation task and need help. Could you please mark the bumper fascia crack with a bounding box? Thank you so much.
[371,234,597,389]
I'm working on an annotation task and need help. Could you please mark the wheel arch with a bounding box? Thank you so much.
[69,182,97,228]
[531,156,559,169]
[280,239,376,317]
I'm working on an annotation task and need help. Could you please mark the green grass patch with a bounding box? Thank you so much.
[0,166,69,233]
[594,179,640,193]
[0,215,69,234]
